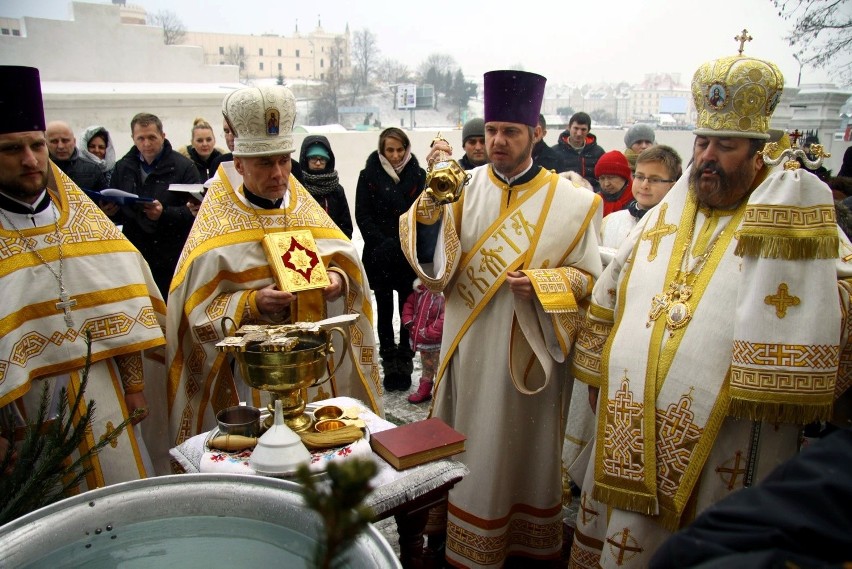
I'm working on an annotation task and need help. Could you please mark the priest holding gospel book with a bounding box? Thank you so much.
[166,85,383,447]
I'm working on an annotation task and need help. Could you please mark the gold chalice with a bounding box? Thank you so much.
[218,315,356,432]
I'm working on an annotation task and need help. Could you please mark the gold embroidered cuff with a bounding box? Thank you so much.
[521,267,588,314]
[415,193,443,224]
[116,352,145,394]
[571,317,614,388]
[246,290,259,318]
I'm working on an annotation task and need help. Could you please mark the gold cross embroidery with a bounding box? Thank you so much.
[715,450,747,490]
[765,283,800,318]
[735,28,753,55]
[579,492,600,525]
[606,528,644,565]
[641,203,678,262]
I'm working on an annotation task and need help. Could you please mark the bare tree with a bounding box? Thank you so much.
[350,29,380,103]
[772,0,852,86]
[417,53,456,80]
[224,44,248,79]
[147,10,186,46]
[376,58,412,84]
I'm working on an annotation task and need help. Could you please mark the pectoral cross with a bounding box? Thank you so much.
[56,287,77,328]
[734,29,752,55]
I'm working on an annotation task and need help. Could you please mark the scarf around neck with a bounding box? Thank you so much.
[378,148,412,183]
[302,170,340,198]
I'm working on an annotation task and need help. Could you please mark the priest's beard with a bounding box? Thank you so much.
[0,170,49,204]
[689,159,753,209]
[491,137,535,179]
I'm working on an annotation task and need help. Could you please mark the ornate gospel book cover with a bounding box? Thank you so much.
[262,231,330,292]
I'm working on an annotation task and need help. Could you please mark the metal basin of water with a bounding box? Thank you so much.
[0,474,400,568]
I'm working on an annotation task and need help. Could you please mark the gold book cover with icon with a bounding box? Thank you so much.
[262,231,331,292]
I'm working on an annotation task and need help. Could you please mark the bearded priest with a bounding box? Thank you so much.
[568,40,852,568]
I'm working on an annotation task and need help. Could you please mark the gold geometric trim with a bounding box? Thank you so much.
[731,340,839,369]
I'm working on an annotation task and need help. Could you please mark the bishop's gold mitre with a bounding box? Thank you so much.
[691,51,784,140]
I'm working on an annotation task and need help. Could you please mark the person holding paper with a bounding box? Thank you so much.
[109,112,200,297]
[166,85,382,446]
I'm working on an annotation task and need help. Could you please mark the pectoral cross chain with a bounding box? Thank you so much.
[56,287,77,328]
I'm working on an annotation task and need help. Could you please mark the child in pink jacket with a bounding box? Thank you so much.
[401,279,445,403]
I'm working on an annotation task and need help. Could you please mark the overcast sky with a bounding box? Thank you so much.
[3,0,847,88]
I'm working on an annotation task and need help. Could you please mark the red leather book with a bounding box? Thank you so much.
[369,417,466,470]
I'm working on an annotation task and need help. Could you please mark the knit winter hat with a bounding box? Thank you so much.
[595,150,632,181]
[305,143,330,160]
[462,118,484,144]
[624,123,655,148]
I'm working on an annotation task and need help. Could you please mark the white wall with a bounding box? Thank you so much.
[0,2,236,84]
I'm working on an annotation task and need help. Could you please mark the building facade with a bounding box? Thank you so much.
[181,23,351,82]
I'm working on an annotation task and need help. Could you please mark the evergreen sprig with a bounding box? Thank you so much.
[0,331,139,526]
[296,457,378,569]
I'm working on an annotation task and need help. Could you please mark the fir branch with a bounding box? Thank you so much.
[296,458,378,569]
[0,330,140,526]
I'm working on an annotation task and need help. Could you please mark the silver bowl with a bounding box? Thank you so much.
[0,474,400,568]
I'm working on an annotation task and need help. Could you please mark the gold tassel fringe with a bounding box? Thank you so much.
[734,234,838,260]
[728,398,834,424]
[592,484,657,516]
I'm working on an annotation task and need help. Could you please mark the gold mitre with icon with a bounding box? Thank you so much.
[222,84,297,157]
[691,29,784,140]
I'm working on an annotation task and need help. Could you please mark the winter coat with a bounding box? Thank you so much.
[458,154,484,170]
[78,125,116,186]
[178,144,225,182]
[298,135,353,238]
[109,139,200,295]
[52,148,107,191]
[532,140,564,173]
[551,132,606,191]
[402,283,445,350]
[355,150,426,290]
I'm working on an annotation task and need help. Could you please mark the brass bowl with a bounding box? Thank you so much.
[314,419,346,432]
[313,405,344,421]
[237,332,331,392]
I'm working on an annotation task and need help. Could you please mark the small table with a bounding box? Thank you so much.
[169,396,467,568]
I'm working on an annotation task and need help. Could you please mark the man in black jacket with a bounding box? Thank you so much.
[532,114,563,172]
[457,117,487,170]
[551,111,606,191]
[46,120,106,191]
[108,112,200,297]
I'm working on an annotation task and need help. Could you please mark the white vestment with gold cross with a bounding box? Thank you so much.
[400,165,602,568]
[568,165,852,568]
[0,164,167,488]
[166,163,382,447]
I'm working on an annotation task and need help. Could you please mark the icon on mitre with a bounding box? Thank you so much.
[262,231,330,292]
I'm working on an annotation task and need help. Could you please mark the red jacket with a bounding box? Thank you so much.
[402,284,445,349]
